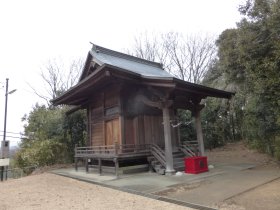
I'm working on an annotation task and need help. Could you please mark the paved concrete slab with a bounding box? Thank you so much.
[211,162,256,171]
[162,167,280,206]
[52,166,225,194]
[52,168,117,183]
[51,163,280,208]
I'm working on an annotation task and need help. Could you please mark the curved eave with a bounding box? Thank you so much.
[173,78,235,99]
[52,64,234,106]
[78,52,93,82]
[52,65,109,105]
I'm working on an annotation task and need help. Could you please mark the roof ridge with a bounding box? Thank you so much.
[90,43,163,69]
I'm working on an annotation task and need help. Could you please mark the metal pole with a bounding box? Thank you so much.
[1,78,8,181]
[3,78,8,145]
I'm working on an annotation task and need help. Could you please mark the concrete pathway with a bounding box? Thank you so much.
[164,166,280,206]
[52,163,280,209]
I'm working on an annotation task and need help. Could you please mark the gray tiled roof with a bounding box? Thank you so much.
[90,44,173,78]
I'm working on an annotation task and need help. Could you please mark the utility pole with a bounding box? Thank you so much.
[1,78,16,181]
[3,78,9,145]
[1,79,9,181]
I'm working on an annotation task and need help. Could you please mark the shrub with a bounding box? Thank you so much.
[14,139,69,168]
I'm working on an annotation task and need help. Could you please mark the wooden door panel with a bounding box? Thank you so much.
[106,121,113,145]
[105,119,120,145]
[113,119,120,143]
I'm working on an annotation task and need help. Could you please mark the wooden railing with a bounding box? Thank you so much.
[179,140,198,157]
[75,145,115,156]
[75,143,150,158]
[150,144,166,167]
[118,144,150,154]
[76,141,198,160]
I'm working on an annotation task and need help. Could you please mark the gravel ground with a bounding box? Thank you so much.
[0,173,193,210]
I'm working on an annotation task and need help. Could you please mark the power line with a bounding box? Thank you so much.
[2,139,20,142]
[0,131,23,135]
[0,135,23,139]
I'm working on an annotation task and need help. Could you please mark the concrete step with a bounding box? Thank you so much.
[172,151,186,158]
[155,167,165,175]
[174,166,185,171]
[173,157,184,162]
[89,164,149,175]
[173,159,184,164]
[173,154,185,159]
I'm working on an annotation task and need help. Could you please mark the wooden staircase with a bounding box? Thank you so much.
[172,150,185,171]
[148,144,166,175]
[148,141,199,175]
[148,144,193,175]
[179,140,199,157]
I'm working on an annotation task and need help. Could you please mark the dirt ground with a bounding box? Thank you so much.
[206,141,277,166]
[218,178,280,210]
[0,173,192,210]
[207,141,280,210]
[0,141,279,210]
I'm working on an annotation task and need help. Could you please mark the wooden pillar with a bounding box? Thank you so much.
[147,156,153,172]
[87,108,92,146]
[162,107,175,175]
[5,166,8,180]
[194,109,205,156]
[75,158,78,171]
[74,144,78,171]
[114,141,119,155]
[114,158,119,178]
[85,158,89,173]
[98,158,102,175]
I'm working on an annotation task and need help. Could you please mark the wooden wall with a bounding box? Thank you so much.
[124,114,178,148]
[88,83,179,148]
[88,84,121,146]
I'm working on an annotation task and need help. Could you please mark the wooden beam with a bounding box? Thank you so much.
[135,94,173,109]
[135,94,162,108]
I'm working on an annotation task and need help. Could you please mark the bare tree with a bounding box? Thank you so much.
[28,58,84,106]
[129,32,217,84]
[129,33,168,65]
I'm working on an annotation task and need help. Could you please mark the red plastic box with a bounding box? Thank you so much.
[185,156,208,174]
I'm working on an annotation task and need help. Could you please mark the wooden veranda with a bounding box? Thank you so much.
[53,44,234,175]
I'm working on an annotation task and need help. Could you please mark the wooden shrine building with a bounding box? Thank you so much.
[52,44,234,175]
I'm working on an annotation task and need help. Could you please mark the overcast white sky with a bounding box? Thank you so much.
[0,0,245,145]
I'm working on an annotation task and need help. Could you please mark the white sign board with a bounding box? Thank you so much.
[0,158,10,166]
